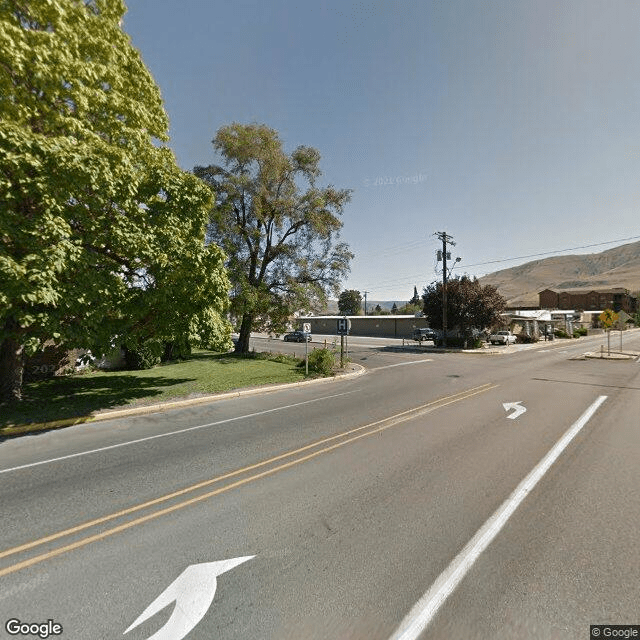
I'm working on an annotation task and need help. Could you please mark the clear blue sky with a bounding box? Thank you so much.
[123,0,640,301]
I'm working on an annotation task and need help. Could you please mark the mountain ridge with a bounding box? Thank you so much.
[479,240,640,306]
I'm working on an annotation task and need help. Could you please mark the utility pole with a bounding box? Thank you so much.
[435,231,455,347]
[363,291,370,315]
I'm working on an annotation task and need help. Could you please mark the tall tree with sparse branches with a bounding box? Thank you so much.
[195,123,353,353]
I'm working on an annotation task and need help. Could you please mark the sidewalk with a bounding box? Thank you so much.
[376,328,640,355]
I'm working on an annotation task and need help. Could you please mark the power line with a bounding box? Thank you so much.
[351,234,640,295]
[452,235,640,271]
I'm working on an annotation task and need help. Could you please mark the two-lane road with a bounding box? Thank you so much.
[1,332,639,639]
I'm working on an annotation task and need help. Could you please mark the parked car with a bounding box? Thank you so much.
[488,330,517,345]
[412,328,437,342]
[283,331,312,342]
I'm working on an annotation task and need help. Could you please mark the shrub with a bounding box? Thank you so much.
[235,351,301,366]
[516,334,538,344]
[573,327,588,337]
[269,353,299,365]
[554,328,570,339]
[303,348,336,375]
[161,337,192,362]
[124,341,162,370]
[435,336,482,348]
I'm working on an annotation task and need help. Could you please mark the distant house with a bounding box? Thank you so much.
[539,288,638,314]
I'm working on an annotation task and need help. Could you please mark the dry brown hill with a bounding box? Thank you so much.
[479,240,640,307]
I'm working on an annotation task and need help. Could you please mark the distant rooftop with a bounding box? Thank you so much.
[540,287,630,294]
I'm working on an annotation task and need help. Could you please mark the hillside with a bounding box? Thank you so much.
[479,240,640,307]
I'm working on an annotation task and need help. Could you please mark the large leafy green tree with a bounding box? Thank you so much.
[422,276,506,340]
[0,0,231,401]
[195,123,353,353]
[337,289,362,315]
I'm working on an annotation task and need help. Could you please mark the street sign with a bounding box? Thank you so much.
[337,318,350,335]
[303,323,311,333]
[599,309,618,328]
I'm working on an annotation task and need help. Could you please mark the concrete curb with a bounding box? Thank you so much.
[582,351,639,361]
[0,364,367,438]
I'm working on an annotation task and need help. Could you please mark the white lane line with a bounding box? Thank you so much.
[373,360,433,370]
[390,394,608,640]
[350,344,408,349]
[0,391,357,475]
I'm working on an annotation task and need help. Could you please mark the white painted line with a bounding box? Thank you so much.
[373,360,433,370]
[389,394,608,640]
[351,343,408,349]
[0,391,357,475]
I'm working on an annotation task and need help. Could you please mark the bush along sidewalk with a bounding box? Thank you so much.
[300,348,337,376]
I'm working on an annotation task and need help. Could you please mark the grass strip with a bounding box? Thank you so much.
[1,350,308,430]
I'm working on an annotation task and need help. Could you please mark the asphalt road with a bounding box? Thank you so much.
[1,331,639,639]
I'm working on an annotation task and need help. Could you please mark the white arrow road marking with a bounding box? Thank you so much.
[124,556,254,640]
[502,402,527,420]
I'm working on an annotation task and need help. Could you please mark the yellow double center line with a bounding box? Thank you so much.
[0,383,497,578]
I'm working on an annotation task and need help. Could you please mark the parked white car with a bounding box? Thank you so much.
[488,330,517,345]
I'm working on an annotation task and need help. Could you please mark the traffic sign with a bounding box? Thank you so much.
[303,323,311,333]
[599,309,618,328]
[337,318,350,335]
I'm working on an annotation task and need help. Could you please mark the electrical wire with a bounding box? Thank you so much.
[350,234,640,296]
[451,235,640,271]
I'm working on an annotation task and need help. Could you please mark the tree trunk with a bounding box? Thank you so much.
[235,313,254,354]
[0,332,25,402]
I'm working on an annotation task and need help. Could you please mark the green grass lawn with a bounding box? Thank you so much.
[0,350,308,430]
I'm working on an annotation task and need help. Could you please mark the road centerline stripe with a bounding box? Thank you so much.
[0,384,497,576]
[389,394,608,640]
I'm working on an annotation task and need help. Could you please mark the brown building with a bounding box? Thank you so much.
[539,288,638,313]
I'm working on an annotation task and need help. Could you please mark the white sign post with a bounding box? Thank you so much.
[302,323,311,375]
[337,317,350,367]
